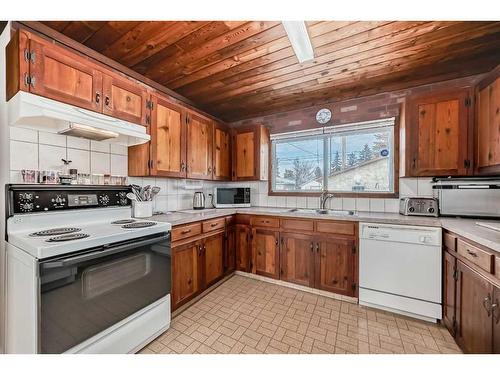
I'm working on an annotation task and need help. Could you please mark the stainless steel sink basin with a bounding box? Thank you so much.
[287,208,357,216]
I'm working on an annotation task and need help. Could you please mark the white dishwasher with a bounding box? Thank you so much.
[359,222,442,322]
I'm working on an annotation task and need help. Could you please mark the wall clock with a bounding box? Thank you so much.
[316,108,332,124]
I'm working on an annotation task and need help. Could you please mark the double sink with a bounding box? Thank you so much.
[287,208,357,216]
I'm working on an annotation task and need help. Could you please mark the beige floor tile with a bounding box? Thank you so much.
[140,275,461,355]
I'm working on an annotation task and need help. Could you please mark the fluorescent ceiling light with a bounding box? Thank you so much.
[282,21,314,63]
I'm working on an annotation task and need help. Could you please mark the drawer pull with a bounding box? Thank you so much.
[483,294,492,316]
[181,229,191,234]
[211,223,218,227]
[492,300,500,324]
[466,249,478,257]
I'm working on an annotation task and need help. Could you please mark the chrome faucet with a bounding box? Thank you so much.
[319,189,335,210]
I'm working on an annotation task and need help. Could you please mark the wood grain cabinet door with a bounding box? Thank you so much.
[102,74,149,125]
[172,241,202,310]
[280,232,315,287]
[150,94,187,177]
[29,37,103,112]
[202,232,224,288]
[443,250,457,335]
[407,89,471,177]
[234,130,256,179]
[456,260,493,353]
[213,123,231,180]
[314,236,356,297]
[224,225,236,274]
[253,229,280,279]
[493,286,500,354]
[476,76,500,175]
[186,112,213,179]
[235,225,251,272]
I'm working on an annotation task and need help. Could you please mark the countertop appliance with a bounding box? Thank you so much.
[433,177,500,218]
[193,191,205,210]
[359,222,442,322]
[214,187,251,208]
[4,184,171,354]
[399,197,438,217]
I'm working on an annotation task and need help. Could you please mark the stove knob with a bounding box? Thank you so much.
[119,198,128,206]
[428,207,435,214]
[21,202,34,212]
[55,195,63,204]
[408,206,415,213]
[99,195,110,205]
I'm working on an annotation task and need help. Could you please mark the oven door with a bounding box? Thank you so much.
[38,232,171,354]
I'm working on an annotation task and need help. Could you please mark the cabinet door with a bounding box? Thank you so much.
[203,232,224,288]
[234,129,256,179]
[253,228,280,279]
[281,232,315,287]
[443,251,457,335]
[187,112,213,179]
[102,74,149,125]
[29,37,103,112]
[315,236,356,296]
[150,94,187,177]
[172,241,202,310]
[493,286,500,354]
[407,89,471,177]
[224,226,236,274]
[235,225,251,272]
[456,260,493,353]
[476,77,500,175]
[213,123,231,180]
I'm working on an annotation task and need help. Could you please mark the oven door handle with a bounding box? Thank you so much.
[41,233,170,269]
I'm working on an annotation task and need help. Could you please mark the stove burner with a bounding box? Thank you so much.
[111,219,136,225]
[30,227,81,237]
[46,233,90,242]
[121,221,157,229]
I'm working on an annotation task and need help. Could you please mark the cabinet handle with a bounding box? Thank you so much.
[466,249,478,258]
[105,96,110,106]
[181,229,191,234]
[208,166,212,173]
[211,223,218,227]
[310,242,314,252]
[483,294,492,316]
[412,158,416,169]
[315,243,319,253]
[275,238,278,246]
[492,300,500,324]
[95,92,100,103]
[181,161,186,172]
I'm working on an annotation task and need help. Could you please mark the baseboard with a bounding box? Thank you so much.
[234,271,358,304]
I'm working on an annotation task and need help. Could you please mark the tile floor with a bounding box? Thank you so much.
[139,275,461,354]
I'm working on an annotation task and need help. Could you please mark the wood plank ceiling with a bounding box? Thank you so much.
[40,21,500,121]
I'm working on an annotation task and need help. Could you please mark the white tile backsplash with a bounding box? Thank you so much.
[10,141,38,170]
[67,136,90,150]
[39,144,66,171]
[67,148,90,174]
[417,177,434,197]
[356,198,370,212]
[10,127,38,143]
[91,140,110,153]
[342,198,356,210]
[369,198,385,212]
[384,198,400,213]
[400,178,418,197]
[39,132,66,147]
[90,152,110,174]
[110,154,128,176]
[110,143,128,156]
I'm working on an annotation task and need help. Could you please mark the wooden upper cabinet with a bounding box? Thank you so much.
[253,228,280,279]
[213,122,231,180]
[28,36,103,112]
[102,73,149,126]
[171,240,202,310]
[6,29,30,101]
[232,125,269,181]
[149,94,187,178]
[476,71,500,175]
[202,232,224,288]
[315,236,356,296]
[281,232,315,288]
[456,260,493,353]
[186,111,213,180]
[406,88,472,177]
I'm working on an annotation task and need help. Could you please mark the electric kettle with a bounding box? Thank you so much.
[193,191,205,210]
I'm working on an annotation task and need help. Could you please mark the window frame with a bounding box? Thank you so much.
[268,116,400,198]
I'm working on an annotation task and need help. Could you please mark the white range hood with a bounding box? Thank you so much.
[7,91,150,146]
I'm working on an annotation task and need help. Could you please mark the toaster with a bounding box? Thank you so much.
[399,197,439,217]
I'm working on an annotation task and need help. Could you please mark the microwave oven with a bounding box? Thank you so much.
[213,187,251,208]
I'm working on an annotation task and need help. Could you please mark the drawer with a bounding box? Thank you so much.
[172,222,202,242]
[251,216,279,228]
[457,238,494,273]
[315,220,356,236]
[443,232,457,251]
[203,218,225,233]
[235,214,251,225]
[281,218,314,232]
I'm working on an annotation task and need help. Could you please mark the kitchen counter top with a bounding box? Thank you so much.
[150,207,500,254]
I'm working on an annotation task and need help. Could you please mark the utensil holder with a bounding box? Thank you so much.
[132,201,153,218]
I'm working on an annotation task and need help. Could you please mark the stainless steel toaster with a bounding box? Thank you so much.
[399,197,439,217]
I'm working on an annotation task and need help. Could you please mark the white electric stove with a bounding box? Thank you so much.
[5,184,172,354]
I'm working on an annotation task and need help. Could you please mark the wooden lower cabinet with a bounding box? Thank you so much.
[253,228,280,279]
[315,236,356,297]
[280,232,315,287]
[443,250,457,335]
[494,286,500,354]
[203,232,224,288]
[456,260,493,353]
[171,240,201,310]
[235,224,252,272]
[224,225,236,274]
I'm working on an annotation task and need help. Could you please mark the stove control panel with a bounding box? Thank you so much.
[9,185,131,214]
